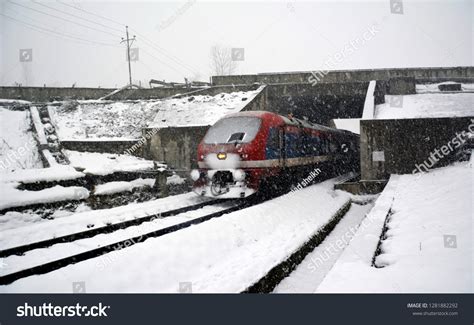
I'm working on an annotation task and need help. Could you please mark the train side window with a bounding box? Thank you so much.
[330,139,338,153]
[265,127,280,159]
[310,135,320,156]
[285,132,299,158]
[301,133,310,156]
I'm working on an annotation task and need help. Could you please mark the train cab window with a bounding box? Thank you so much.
[227,132,245,143]
[204,117,262,144]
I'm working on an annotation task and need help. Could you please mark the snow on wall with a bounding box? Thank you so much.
[416,82,474,93]
[51,87,262,140]
[94,178,155,195]
[51,100,161,140]
[64,150,165,175]
[332,118,360,134]
[375,93,474,120]
[361,80,376,119]
[0,183,89,211]
[29,106,48,146]
[1,165,84,184]
[317,162,472,293]
[148,88,263,128]
[0,107,42,172]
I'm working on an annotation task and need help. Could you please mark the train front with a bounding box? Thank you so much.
[191,114,267,199]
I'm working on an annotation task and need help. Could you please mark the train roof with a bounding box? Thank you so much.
[221,111,359,137]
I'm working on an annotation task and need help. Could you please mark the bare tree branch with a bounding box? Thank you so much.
[210,45,236,76]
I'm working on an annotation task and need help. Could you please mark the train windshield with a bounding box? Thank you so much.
[204,117,262,144]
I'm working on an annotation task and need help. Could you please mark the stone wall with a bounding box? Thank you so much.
[0,84,265,102]
[61,140,140,155]
[211,66,473,86]
[360,117,473,180]
[0,86,202,102]
[142,126,208,171]
[261,82,368,125]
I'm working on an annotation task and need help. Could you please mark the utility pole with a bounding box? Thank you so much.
[121,26,136,88]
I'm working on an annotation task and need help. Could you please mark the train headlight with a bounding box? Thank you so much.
[217,152,227,160]
[232,169,245,182]
[190,169,200,181]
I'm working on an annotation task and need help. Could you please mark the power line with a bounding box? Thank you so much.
[56,0,124,27]
[6,0,122,39]
[140,47,187,77]
[0,12,121,48]
[4,6,117,46]
[32,0,124,34]
[131,29,203,76]
[51,1,204,77]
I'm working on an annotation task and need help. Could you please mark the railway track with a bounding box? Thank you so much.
[0,198,256,286]
[0,172,355,287]
[0,199,222,258]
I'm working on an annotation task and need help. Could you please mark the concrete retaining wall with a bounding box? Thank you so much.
[142,126,208,171]
[211,66,473,86]
[360,117,473,180]
[61,139,140,155]
[262,82,368,125]
[0,86,204,102]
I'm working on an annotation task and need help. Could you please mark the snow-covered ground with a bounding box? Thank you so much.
[64,150,165,175]
[0,201,237,278]
[0,99,31,105]
[274,201,375,293]
[93,178,155,195]
[1,165,84,183]
[149,87,263,128]
[375,93,474,119]
[0,165,87,211]
[316,162,472,293]
[0,107,42,172]
[50,88,262,140]
[0,192,209,250]
[50,100,160,140]
[0,183,89,211]
[0,176,351,293]
[0,204,91,232]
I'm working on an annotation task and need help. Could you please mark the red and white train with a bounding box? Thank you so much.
[191,111,359,198]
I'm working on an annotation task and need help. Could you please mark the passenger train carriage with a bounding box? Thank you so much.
[191,111,359,198]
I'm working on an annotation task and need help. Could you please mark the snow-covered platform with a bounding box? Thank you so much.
[375,92,474,120]
[314,162,472,293]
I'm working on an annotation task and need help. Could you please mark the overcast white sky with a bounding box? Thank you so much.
[0,0,472,88]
